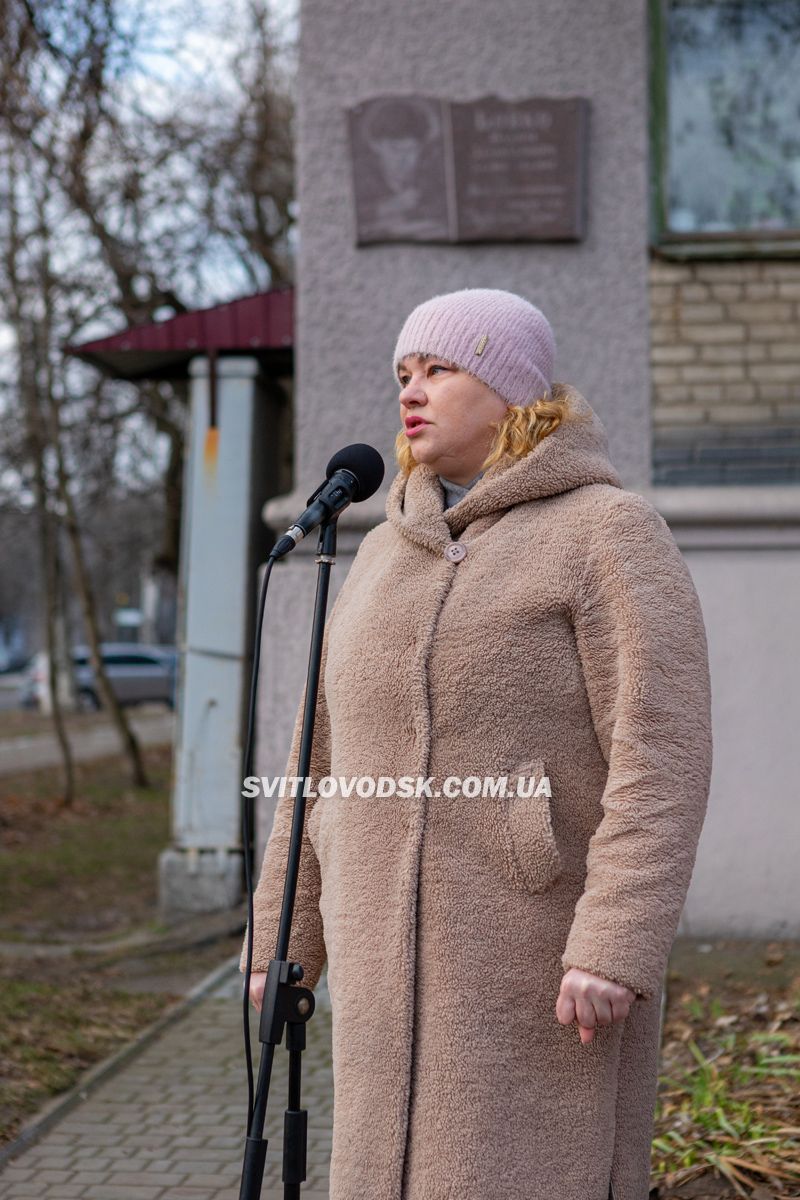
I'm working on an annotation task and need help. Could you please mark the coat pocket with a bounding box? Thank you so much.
[496,759,562,895]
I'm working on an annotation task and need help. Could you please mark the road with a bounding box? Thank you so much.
[0,672,27,712]
[0,708,175,775]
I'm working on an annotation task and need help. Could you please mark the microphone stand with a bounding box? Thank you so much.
[239,515,339,1200]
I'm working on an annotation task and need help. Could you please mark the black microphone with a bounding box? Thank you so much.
[270,443,385,560]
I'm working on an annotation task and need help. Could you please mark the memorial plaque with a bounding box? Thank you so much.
[346,93,590,245]
[345,95,451,243]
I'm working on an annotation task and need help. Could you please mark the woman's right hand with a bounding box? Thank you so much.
[248,971,268,1012]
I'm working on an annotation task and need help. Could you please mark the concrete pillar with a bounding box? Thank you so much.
[253,0,652,854]
[159,356,276,915]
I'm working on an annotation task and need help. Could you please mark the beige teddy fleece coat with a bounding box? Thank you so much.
[241,383,713,1200]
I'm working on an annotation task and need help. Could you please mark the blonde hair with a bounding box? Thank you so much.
[394,381,578,478]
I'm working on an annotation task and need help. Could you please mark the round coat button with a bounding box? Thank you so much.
[444,541,467,562]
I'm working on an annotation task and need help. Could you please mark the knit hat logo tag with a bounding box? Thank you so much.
[474,333,489,356]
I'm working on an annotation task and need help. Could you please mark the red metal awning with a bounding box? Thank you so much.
[66,288,294,380]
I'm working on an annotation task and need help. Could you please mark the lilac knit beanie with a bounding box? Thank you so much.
[392,287,556,407]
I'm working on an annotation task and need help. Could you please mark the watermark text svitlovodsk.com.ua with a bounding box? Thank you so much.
[241,774,551,800]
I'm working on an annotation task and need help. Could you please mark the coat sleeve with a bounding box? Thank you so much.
[239,616,334,991]
[561,490,713,1003]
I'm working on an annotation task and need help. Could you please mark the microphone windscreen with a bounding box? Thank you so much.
[326,443,385,502]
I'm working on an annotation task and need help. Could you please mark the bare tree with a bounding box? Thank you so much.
[0,0,299,787]
[2,147,77,802]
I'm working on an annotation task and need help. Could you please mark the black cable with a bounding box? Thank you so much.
[241,551,278,1130]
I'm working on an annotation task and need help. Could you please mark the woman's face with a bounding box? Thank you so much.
[397,353,508,485]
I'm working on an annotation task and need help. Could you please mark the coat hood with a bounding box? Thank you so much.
[385,382,623,553]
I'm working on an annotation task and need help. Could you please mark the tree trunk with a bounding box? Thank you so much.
[42,342,150,791]
[5,154,76,805]
[36,431,77,806]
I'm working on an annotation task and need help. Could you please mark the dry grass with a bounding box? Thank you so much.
[0,746,173,939]
[654,956,800,1199]
[0,746,181,1145]
[0,963,170,1145]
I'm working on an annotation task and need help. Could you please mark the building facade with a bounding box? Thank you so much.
[253,0,799,939]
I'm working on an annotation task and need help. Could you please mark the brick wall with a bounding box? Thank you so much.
[649,259,800,484]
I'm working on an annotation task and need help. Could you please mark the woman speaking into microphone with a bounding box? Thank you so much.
[242,287,713,1200]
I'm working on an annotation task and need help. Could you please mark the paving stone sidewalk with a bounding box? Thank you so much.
[0,959,334,1200]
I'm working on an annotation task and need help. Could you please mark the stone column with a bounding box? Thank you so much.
[160,356,276,915]
[253,0,652,857]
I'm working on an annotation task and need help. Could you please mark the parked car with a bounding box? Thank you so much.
[20,643,178,711]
